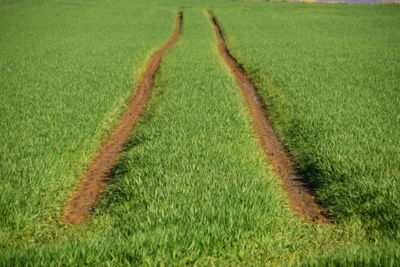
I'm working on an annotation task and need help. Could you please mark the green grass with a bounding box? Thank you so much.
[0,0,175,248]
[88,9,343,264]
[1,0,399,265]
[304,239,400,266]
[214,3,400,238]
[0,5,350,265]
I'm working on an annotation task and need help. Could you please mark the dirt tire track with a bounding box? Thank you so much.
[208,13,328,223]
[63,12,182,225]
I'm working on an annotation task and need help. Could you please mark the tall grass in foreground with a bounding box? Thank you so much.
[214,3,400,238]
[0,0,174,248]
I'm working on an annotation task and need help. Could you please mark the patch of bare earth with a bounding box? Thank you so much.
[209,13,328,223]
[63,13,182,225]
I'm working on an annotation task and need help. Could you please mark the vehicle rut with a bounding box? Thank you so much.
[208,12,328,223]
[63,12,182,225]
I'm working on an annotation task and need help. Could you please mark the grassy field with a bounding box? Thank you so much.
[214,2,400,238]
[0,0,174,248]
[0,7,348,265]
[1,0,399,265]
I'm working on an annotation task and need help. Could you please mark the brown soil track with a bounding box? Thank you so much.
[209,13,328,223]
[63,12,182,225]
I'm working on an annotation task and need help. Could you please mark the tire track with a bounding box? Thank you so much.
[208,12,328,223]
[63,12,182,225]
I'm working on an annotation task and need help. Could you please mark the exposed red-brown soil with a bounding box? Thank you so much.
[63,13,182,225]
[210,14,328,223]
